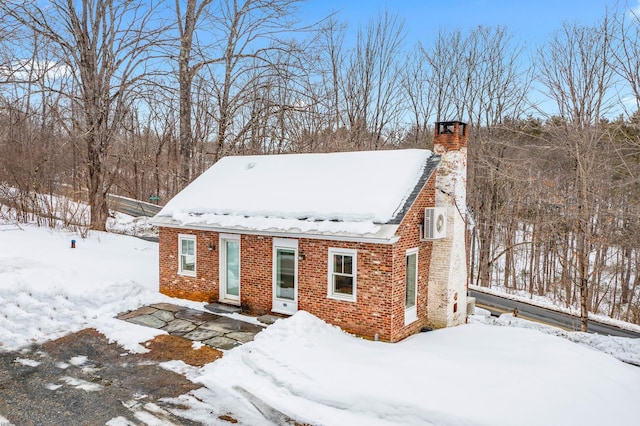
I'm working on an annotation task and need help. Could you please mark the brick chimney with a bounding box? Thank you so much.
[433,120,468,213]
[427,120,469,329]
[434,121,468,152]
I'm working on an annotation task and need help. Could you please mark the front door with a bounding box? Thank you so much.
[220,234,240,304]
[272,238,298,315]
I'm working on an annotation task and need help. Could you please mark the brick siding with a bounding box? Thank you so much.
[158,166,439,342]
[389,172,437,341]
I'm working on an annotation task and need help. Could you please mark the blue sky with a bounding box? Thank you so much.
[300,0,640,49]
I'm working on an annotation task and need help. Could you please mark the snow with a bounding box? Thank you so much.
[15,357,41,367]
[60,376,102,392]
[168,211,385,236]
[155,150,433,235]
[470,310,640,366]
[107,212,157,239]
[0,224,166,352]
[197,311,640,425]
[1,220,639,425]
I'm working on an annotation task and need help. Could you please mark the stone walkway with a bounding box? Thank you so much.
[117,303,267,350]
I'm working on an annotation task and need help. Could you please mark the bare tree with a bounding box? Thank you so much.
[611,8,640,113]
[342,11,405,150]
[422,29,463,122]
[318,16,347,137]
[537,16,616,330]
[1,0,165,230]
[172,0,307,183]
[174,0,212,184]
[426,26,531,289]
[398,45,437,148]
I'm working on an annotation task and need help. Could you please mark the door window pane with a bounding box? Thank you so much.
[276,249,295,300]
[225,240,239,296]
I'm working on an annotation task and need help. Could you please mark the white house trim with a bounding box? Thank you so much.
[151,217,400,245]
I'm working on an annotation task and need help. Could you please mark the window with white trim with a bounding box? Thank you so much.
[178,234,196,276]
[405,248,419,325]
[328,248,357,301]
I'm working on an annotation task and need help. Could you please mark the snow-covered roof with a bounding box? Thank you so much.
[154,149,438,239]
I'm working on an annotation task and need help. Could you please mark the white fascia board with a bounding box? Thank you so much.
[151,216,400,245]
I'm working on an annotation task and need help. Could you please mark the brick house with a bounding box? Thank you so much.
[152,121,469,342]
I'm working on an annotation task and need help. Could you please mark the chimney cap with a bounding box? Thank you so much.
[434,121,468,150]
[435,120,467,126]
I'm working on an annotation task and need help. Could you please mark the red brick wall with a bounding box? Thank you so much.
[390,173,437,341]
[297,239,394,340]
[157,170,437,342]
[238,234,273,313]
[158,227,220,302]
[159,228,395,339]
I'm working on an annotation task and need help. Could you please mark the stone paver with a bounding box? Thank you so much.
[126,314,166,329]
[204,303,242,314]
[225,331,258,343]
[152,310,175,322]
[257,314,281,325]
[162,319,197,334]
[175,308,220,325]
[199,320,235,334]
[119,303,266,351]
[150,302,184,312]
[116,305,158,320]
[202,317,264,334]
[182,329,222,341]
[203,336,242,350]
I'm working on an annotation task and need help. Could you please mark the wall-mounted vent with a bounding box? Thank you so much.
[424,207,447,240]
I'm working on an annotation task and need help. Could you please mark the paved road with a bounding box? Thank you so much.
[108,194,162,217]
[470,289,640,339]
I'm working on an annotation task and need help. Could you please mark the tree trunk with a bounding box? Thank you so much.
[87,141,109,231]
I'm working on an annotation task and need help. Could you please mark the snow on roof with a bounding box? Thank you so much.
[156,149,435,236]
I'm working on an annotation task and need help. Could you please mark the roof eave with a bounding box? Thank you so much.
[150,216,400,245]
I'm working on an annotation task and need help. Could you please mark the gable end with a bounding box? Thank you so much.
[387,154,441,225]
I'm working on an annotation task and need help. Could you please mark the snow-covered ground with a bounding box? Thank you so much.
[1,221,639,425]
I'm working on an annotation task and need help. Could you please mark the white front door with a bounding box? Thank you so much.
[220,234,240,304]
[272,238,298,315]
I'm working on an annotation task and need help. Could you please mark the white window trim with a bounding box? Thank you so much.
[178,234,197,277]
[405,248,419,325]
[327,247,357,302]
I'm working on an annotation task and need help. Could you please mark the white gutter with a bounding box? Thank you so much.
[150,216,400,245]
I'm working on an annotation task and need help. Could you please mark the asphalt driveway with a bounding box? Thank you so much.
[0,329,210,425]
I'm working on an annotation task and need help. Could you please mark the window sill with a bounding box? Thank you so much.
[178,271,196,278]
[404,312,418,326]
[327,294,356,303]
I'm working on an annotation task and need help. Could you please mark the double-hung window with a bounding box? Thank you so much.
[178,234,196,276]
[328,248,357,301]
